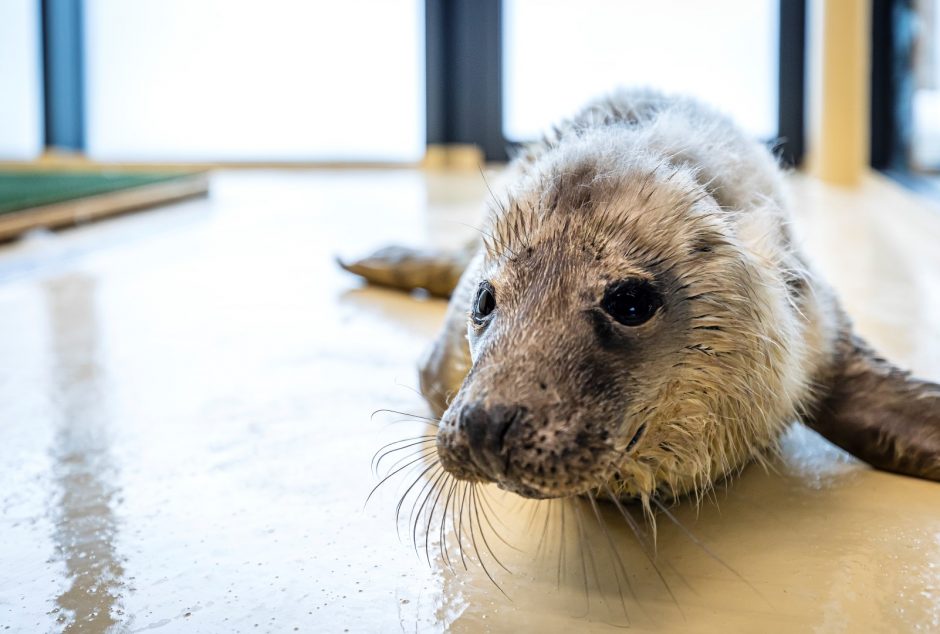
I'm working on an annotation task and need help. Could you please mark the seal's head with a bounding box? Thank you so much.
[435,133,808,500]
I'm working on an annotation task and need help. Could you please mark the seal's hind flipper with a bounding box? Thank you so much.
[337,245,472,298]
[807,334,940,481]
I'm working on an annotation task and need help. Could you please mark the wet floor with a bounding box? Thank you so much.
[1,169,938,633]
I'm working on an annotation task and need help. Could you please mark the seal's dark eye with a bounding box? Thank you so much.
[602,279,662,326]
[472,282,496,324]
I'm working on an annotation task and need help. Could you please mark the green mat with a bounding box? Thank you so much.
[0,169,209,241]
[0,171,195,215]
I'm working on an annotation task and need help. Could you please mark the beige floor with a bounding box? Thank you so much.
[1,168,939,633]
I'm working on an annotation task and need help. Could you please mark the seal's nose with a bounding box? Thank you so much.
[460,403,526,479]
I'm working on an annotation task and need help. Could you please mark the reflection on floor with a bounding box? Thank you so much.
[45,275,125,631]
[0,169,938,632]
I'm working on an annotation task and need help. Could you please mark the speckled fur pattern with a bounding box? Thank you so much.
[396,89,940,503]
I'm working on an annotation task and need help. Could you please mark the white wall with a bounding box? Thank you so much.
[0,0,43,160]
[84,0,425,162]
[503,0,779,141]
[912,0,940,169]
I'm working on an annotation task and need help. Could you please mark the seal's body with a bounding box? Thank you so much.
[343,89,940,501]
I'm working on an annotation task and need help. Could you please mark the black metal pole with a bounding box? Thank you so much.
[778,0,806,166]
[426,0,506,161]
[41,0,85,151]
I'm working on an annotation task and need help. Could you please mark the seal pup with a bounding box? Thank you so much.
[343,88,940,503]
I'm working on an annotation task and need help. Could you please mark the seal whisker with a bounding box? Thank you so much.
[577,496,637,624]
[381,446,438,482]
[379,417,439,429]
[603,482,656,554]
[413,467,448,559]
[534,498,553,560]
[455,220,518,261]
[478,165,507,215]
[571,498,593,618]
[370,408,441,424]
[587,490,636,622]
[466,485,511,599]
[405,465,443,546]
[438,479,459,573]
[364,451,436,510]
[372,441,435,475]
[424,472,453,567]
[470,486,513,573]
[393,462,438,538]
[649,496,762,599]
[393,379,437,402]
[371,436,436,475]
[474,488,522,552]
[523,498,542,535]
[557,499,568,591]
[372,437,436,472]
[603,483,683,615]
[456,482,470,570]
[640,493,657,550]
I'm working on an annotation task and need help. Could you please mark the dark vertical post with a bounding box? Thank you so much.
[41,0,85,151]
[870,0,915,171]
[778,0,806,166]
[426,0,506,161]
[426,0,447,147]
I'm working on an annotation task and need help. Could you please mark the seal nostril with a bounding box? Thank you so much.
[459,404,526,478]
[461,405,491,456]
[490,405,527,455]
[493,414,514,452]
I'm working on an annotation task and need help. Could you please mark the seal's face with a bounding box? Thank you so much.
[437,254,675,499]
[436,154,802,500]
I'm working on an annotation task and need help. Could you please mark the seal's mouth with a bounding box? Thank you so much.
[493,476,596,500]
[437,434,620,500]
[495,479,555,499]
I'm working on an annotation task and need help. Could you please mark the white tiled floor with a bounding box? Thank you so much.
[1,169,939,632]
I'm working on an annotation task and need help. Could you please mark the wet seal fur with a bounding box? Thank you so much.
[343,89,940,503]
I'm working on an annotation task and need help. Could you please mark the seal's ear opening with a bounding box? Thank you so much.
[806,334,940,481]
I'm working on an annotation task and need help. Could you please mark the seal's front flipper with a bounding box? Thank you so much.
[337,245,473,298]
[807,334,940,481]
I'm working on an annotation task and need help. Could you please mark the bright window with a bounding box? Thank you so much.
[84,0,425,162]
[911,0,940,171]
[0,0,43,160]
[503,0,779,141]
